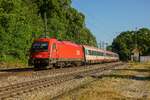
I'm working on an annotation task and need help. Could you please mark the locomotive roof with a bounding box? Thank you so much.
[34,38,55,41]
[60,41,80,47]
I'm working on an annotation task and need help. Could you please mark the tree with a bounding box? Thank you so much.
[0,0,44,62]
[33,0,97,46]
[112,28,150,61]
[0,0,97,64]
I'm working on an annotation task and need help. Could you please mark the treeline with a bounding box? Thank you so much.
[111,28,150,61]
[0,0,97,63]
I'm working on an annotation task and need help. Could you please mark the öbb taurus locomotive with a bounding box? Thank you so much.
[28,38,119,69]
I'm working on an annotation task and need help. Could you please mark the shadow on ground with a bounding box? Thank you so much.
[92,67,150,81]
[0,66,68,73]
[94,74,150,81]
[113,68,150,73]
[0,68,35,72]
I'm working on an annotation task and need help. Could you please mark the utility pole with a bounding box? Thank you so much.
[44,0,48,38]
[135,27,138,49]
[134,27,140,62]
[99,40,108,50]
[102,41,105,49]
[105,42,108,50]
[136,27,140,62]
[44,12,47,38]
[98,41,102,49]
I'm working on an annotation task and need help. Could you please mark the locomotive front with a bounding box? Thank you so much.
[28,38,51,68]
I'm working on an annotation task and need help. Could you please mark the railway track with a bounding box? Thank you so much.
[0,62,123,88]
[0,62,125,99]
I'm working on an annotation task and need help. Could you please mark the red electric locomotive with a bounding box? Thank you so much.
[28,38,84,68]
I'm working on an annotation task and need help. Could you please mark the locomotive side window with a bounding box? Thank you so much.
[32,42,48,52]
[52,43,56,49]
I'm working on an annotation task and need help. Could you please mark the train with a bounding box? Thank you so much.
[28,37,119,69]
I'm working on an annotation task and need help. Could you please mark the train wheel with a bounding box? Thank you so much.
[60,62,65,68]
[47,64,53,69]
[34,64,40,71]
[74,62,81,67]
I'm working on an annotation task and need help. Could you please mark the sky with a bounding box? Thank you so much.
[72,0,150,44]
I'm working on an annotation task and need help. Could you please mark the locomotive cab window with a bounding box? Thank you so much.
[32,42,48,52]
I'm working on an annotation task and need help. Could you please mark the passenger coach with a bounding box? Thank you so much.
[83,45,119,64]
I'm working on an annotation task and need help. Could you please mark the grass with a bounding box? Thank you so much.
[0,56,28,69]
[57,62,150,100]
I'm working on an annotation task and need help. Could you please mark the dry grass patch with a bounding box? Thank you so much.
[57,63,150,100]
[0,61,27,69]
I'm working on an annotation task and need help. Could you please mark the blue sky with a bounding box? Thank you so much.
[72,0,150,44]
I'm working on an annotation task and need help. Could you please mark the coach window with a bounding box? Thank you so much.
[94,51,96,56]
[97,52,99,56]
[88,50,90,55]
[92,51,94,55]
[92,50,95,55]
[89,50,92,55]
[99,52,101,56]
[96,52,98,56]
